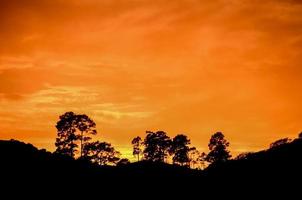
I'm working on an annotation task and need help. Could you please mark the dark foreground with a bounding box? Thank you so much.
[1,139,302,196]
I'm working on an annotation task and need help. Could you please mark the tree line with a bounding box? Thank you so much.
[54,111,237,168]
[131,131,231,168]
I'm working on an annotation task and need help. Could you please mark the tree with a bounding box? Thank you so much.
[143,131,172,162]
[298,132,302,139]
[54,112,97,158]
[206,132,231,164]
[83,141,120,166]
[270,138,291,149]
[170,134,191,167]
[75,114,97,157]
[131,136,143,162]
[55,112,79,158]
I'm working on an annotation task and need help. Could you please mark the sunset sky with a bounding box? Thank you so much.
[0,0,302,159]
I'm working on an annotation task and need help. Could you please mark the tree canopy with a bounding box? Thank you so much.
[170,134,191,166]
[55,112,79,157]
[132,136,143,162]
[143,131,172,162]
[83,141,120,166]
[206,132,231,163]
[55,112,97,158]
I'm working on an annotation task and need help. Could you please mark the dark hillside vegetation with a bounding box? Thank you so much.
[1,138,302,193]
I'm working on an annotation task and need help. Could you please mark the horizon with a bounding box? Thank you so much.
[0,0,302,160]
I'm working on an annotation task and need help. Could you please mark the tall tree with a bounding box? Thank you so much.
[55,112,97,158]
[206,132,231,164]
[55,112,79,158]
[131,136,143,162]
[75,114,97,157]
[143,131,172,162]
[170,134,191,167]
[83,141,120,166]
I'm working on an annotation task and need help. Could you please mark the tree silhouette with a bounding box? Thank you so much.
[143,131,171,162]
[170,134,191,167]
[83,141,120,166]
[75,114,97,157]
[206,132,231,164]
[55,112,97,158]
[131,136,143,162]
[298,132,302,139]
[55,112,79,158]
[270,138,292,149]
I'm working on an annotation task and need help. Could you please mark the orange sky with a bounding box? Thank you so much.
[0,0,301,159]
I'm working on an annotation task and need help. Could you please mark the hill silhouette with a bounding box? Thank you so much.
[1,138,302,195]
[204,138,302,190]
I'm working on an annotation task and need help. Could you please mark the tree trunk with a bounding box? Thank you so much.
[80,131,83,157]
